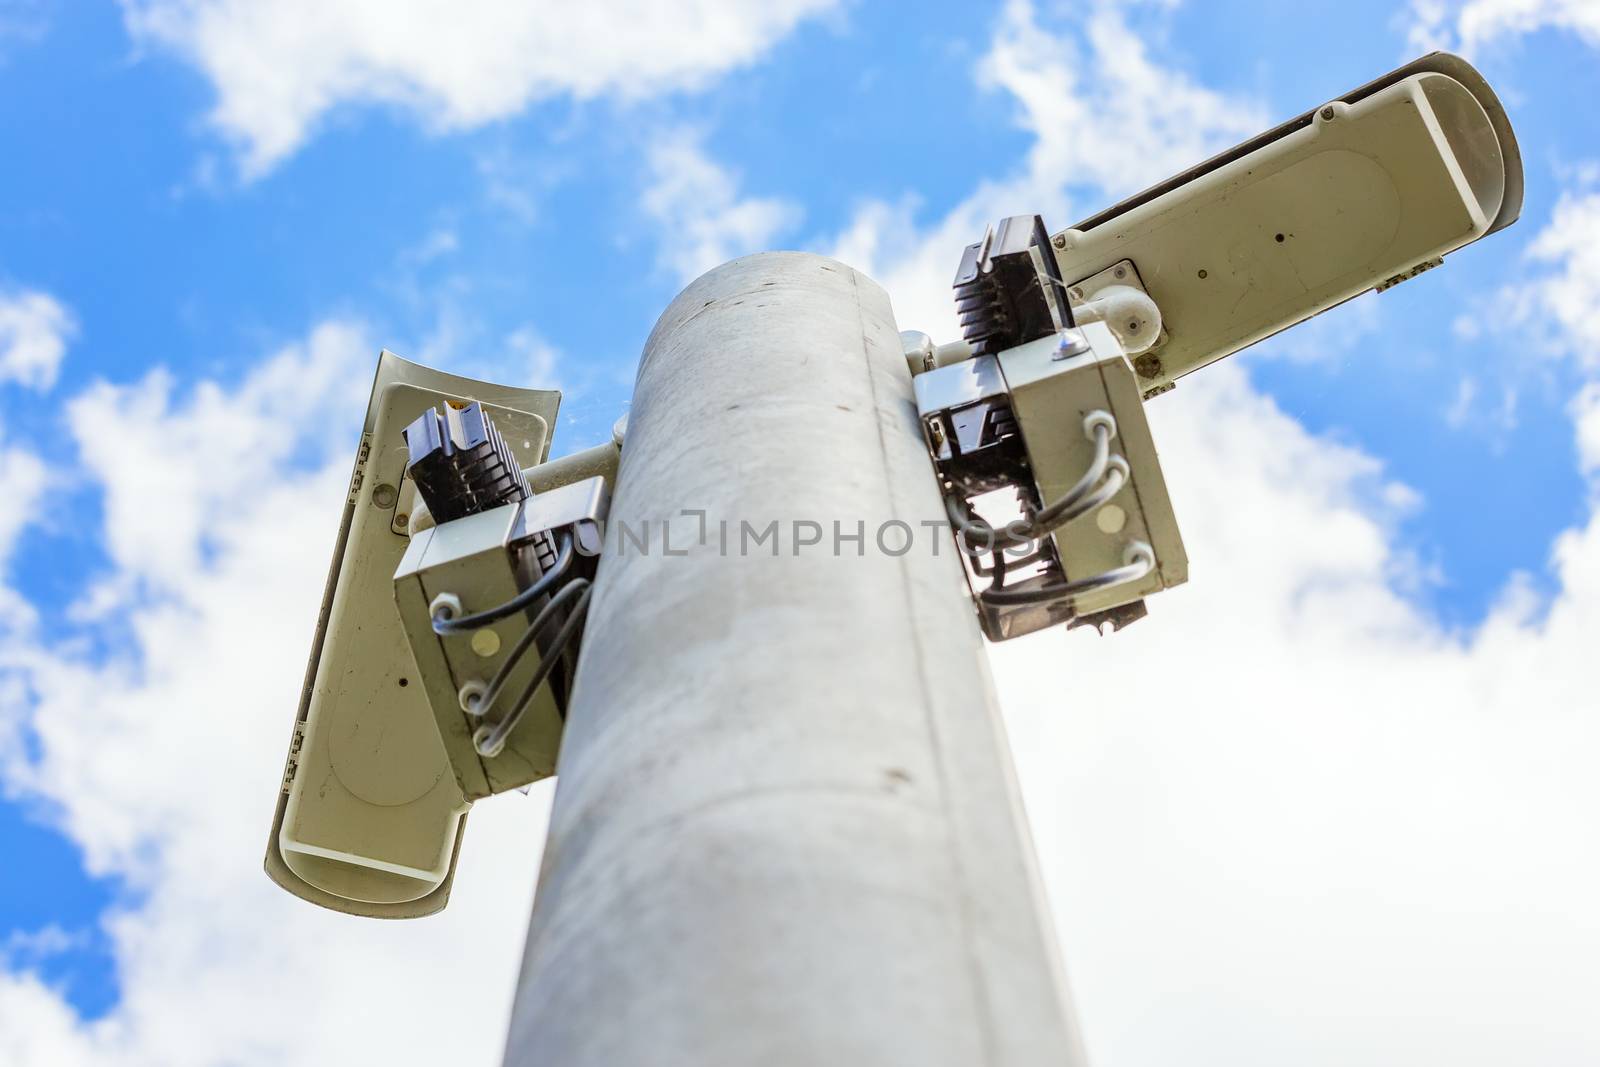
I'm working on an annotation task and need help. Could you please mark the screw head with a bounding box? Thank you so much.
[429,591,463,622]
[1320,105,1335,120]
[1052,329,1090,361]
[1113,266,1127,279]
[1052,234,1067,250]
[372,482,397,508]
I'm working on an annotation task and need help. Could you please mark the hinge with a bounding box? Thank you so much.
[1376,256,1444,293]
[347,434,374,505]
[281,721,307,794]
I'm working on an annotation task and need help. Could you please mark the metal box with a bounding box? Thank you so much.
[998,322,1187,620]
[266,351,557,917]
[394,478,606,801]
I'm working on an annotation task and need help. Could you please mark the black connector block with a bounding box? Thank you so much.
[952,214,1071,357]
[403,402,533,525]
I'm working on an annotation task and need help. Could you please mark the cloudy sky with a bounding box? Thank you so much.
[0,0,1597,1063]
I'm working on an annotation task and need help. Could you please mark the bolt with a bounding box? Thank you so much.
[1133,353,1162,379]
[1197,269,1208,279]
[1052,329,1090,361]
[395,512,409,528]
[1052,234,1067,250]
[372,482,397,508]
[1321,105,1335,120]
[1113,266,1127,279]
[458,679,488,715]
[429,591,463,622]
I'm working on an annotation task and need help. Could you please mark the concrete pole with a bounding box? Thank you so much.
[502,253,1087,1067]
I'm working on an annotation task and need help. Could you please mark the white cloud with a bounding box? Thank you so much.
[830,5,1600,1062]
[641,128,801,283]
[1443,372,1520,441]
[1,925,91,968]
[0,288,75,391]
[504,326,562,392]
[1497,186,1600,368]
[1575,381,1600,475]
[0,446,48,633]
[991,359,1600,1066]
[119,0,839,177]
[0,447,47,565]
[4,3,1599,1066]
[829,0,1268,340]
[1446,375,1480,426]
[474,147,546,226]
[1408,0,1600,54]
[0,0,49,60]
[0,321,553,1067]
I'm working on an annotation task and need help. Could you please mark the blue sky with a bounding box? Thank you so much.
[1,1,1598,1064]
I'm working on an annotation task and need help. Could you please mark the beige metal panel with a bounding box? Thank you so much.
[999,323,1187,616]
[504,253,1085,1067]
[393,499,572,802]
[265,350,557,918]
[1053,53,1522,392]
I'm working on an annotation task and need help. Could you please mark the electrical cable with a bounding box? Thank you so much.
[1028,413,1113,532]
[462,577,590,723]
[987,532,1009,593]
[474,583,594,757]
[1032,455,1128,534]
[979,542,1154,606]
[944,411,1119,549]
[432,531,574,635]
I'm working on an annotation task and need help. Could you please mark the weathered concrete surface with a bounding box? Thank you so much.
[503,253,1086,1067]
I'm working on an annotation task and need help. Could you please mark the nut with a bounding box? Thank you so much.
[429,591,463,622]
[458,679,488,715]
[1132,353,1162,380]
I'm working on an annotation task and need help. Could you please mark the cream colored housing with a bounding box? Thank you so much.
[1053,53,1522,392]
[266,352,557,918]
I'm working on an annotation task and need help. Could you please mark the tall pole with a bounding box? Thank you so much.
[502,253,1087,1066]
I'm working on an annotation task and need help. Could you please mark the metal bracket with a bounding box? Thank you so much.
[1064,259,1174,398]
